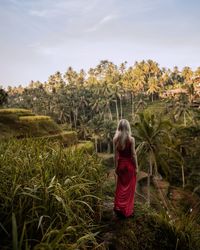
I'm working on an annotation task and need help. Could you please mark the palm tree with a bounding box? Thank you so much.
[147,77,161,102]
[181,66,193,84]
[89,114,105,152]
[112,81,124,120]
[173,139,186,188]
[101,120,116,153]
[0,87,8,106]
[171,66,184,86]
[174,94,193,127]
[186,83,195,103]
[134,112,171,206]
[121,67,138,119]
[135,98,147,113]
[78,115,91,140]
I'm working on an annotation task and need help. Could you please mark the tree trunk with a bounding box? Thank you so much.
[131,92,134,119]
[147,157,153,206]
[108,104,113,121]
[94,137,98,153]
[147,168,151,207]
[107,140,111,153]
[59,110,63,123]
[73,110,76,129]
[100,141,102,153]
[114,100,119,122]
[69,112,72,128]
[181,164,185,188]
[120,96,123,119]
[75,108,78,129]
[150,156,153,175]
[184,112,186,127]
[115,100,119,123]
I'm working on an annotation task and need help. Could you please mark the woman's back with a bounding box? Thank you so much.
[117,138,132,158]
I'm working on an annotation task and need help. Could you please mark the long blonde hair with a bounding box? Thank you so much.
[113,119,132,150]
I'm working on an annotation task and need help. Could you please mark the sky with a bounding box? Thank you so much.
[0,0,200,88]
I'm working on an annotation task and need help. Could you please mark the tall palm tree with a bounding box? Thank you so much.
[181,66,193,84]
[147,77,161,102]
[101,120,116,153]
[174,94,193,127]
[134,112,171,205]
[135,98,147,113]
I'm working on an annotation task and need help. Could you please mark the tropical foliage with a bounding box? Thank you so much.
[1,59,200,249]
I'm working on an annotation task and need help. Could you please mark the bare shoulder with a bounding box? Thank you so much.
[130,136,135,148]
[130,136,135,145]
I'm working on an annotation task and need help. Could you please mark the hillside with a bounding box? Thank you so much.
[0,108,78,146]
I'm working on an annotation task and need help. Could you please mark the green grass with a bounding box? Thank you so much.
[0,138,105,249]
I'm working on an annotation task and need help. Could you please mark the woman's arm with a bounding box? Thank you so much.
[131,137,139,173]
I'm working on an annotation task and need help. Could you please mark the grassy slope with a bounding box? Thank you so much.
[0,108,78,146]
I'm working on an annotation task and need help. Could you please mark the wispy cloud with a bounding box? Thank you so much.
[85,14,118,32]
[28,0,101,18]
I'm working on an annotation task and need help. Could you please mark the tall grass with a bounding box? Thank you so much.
[0,139,105,249]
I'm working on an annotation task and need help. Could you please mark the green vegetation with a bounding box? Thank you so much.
[0,109,78,146]
[1,60,200,249]
[107,203,200,250]
[0,139,104,250]
[0,87,8,106]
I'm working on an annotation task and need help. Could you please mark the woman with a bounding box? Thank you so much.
[113,119,138,218]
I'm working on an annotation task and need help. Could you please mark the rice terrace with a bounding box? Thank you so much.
[1,0,200,249]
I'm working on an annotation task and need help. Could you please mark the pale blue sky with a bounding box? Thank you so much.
[0,0,200,87]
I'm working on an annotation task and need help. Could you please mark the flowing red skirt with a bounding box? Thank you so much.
[114,158,136,217]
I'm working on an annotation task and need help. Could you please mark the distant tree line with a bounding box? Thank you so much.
[2,59,200,143]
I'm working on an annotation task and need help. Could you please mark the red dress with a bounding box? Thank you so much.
[114,139,136,217]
